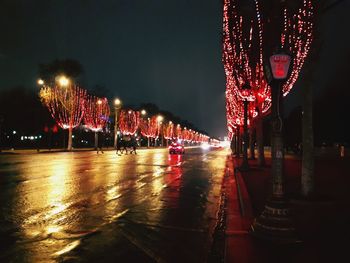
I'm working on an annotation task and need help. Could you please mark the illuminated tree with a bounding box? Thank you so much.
[119,109,140,136]
[140,116,158,147]
[39,81,87,151]
[163,121,174,146]
[223,0,314,163]
[175,124,182,140]
[84,96,110,149]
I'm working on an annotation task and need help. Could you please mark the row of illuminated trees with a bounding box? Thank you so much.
[223,0,315,241]
[38,76,209,151]
[223,0,313,166]
[119,109,209,147]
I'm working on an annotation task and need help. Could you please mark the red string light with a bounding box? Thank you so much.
[119,109,140,135]
[39,84,87,130]
[83,96,110,132]
[223,0,314,133]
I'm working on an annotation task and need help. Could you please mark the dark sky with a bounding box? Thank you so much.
[0,0,349,138]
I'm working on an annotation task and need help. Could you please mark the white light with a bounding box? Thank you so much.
[201,143,210,150]
[13,131,16,134]
[21,136,24,141]
[58,75,69,86]
[72,135,75,138]
[34,136,38,139]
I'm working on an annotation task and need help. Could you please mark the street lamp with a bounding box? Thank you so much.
[56,75,75,151]
[140,110,149,147]
[57,75,70,87]
[114,98,122,149]
[156,115,163,147]
[37,79,44,86]
[251,50,296,242]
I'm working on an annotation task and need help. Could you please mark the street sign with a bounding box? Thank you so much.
[269,54,291,80]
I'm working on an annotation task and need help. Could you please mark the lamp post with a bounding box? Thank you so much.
[114,98,121,149]
[156,115,163,147]
[240,83,253,171]
[57,75,74,151]
[140,109,149,147]
[251,51,296,242]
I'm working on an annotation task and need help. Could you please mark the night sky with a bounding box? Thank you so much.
[0,0,349,138]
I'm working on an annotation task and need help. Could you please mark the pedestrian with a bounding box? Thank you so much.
[116,138,123,155]
[97,129,105,154]
[130,138,137,154]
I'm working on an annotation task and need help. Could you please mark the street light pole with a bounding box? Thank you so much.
[156,115,163,147]
[114,98,121,149]
[251,51,297,242]
[57,76,73,151]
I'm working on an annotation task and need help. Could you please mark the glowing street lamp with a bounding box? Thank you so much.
[155,115,163,147]
[252,51,296,242]
[57,75,70,87]
[37,79,44,86]
[114,98,122,149]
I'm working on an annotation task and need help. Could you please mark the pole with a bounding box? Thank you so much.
[251,80,297,242]
[114,107,119,149]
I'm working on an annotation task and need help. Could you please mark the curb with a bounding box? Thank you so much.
[224,155,255,263]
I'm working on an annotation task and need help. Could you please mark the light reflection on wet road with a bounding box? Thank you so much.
[0,147,229,262]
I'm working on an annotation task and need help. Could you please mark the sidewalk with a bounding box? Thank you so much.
[224,152,350,262]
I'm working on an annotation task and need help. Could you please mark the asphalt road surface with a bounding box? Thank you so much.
[0,147,229,262]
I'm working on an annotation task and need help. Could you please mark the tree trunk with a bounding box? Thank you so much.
[236,128,240,157]
[147,137,150,148]
[230,136,235,154]
[256,114,265,166]
[249,125,256,159]
[67,127,73,151]
[94,132,98,150]
[301,83,314,197]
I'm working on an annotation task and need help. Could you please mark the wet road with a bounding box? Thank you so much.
[0,147,229,262]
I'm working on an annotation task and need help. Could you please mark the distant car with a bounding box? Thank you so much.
[169,142,185,154]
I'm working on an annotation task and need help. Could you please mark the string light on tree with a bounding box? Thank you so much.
[222,0,314,130]
[39,78,87,151]
[83,96,110,149]
[119,109,140,136]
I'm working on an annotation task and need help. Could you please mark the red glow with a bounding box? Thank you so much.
[119,109,140,135]
[270,54,291,79]
[83,96,110,132]
[223,0,314,133]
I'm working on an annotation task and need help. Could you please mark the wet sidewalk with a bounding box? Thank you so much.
[223,152,350,262]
